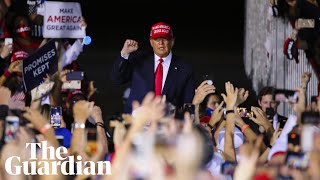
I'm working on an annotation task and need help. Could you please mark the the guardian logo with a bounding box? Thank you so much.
[5,141,111,175]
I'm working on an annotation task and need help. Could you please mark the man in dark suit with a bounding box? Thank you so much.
[111,22,195,113]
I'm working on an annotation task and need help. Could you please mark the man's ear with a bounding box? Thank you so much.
[149,38,153,47]
[258,100,262,107]
[171,38,175,47]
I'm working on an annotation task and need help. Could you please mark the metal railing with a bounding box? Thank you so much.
[244,0,318,116]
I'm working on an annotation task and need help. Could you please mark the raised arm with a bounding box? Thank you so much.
[111,39,139,86]
[192,80,216,123]
[70,100,94,155]
[90,105,108,155]
[110,92,165,180]
[0,60,22,86]
[221,81,238,162]
[234,88,257,144]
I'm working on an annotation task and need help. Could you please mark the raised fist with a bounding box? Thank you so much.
[121,39,139,55]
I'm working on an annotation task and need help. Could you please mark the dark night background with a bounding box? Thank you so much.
[75,0,257,117]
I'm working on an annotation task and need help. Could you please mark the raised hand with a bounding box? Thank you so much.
[59,69,72,82]
[131,92,165,126]
[90,105,103,123]
[192,80,216,105]
[73,100,95,123]
[250,106,274,135]
[121,39,139,55]
[209,101,224,126]
[250,106,272,128]
[221,81,238,110]
[113,121,127,148]
[0,44,12,59]
[301,72,311,88]
[8,60,22,73]
[23,107,48,131]
[235,88,249,107]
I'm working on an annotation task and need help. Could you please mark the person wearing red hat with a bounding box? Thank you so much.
[112,21,195,113]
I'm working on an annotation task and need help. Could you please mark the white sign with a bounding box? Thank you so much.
[43,1,85,38]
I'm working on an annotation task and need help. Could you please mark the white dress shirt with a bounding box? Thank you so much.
[120,51,172,91]
[154,52,172,91]
[273,114,279,130]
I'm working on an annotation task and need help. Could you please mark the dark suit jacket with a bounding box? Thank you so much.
[111,52,195,113]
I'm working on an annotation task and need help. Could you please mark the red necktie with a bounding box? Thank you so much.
[155,58,163,96]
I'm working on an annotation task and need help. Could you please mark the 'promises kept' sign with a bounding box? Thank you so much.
[23,40,58,92]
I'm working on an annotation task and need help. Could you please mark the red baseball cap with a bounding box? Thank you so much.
[11,50,29,62]
[200,116,211,124]
[283,38,299,63]
[150,22,173,39]
[67,90,86,103]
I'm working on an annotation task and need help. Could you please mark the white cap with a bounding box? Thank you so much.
[217,127,244,153]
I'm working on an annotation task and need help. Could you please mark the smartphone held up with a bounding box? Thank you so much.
[50,106,62,129]
[236,107,254,118]
[4,38,13,46]
[272,89,298,104]
[4,116,19,143]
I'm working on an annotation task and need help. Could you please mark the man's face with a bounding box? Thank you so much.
[150,37,174,58]
[258,94,278,112]
[15,18,31,39]
[207,95,221,110]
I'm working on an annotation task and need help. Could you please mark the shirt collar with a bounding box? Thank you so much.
[274,114,278,120]
[154,51,172,65]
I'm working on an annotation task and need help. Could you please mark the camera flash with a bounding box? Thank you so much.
[207,80,213,85]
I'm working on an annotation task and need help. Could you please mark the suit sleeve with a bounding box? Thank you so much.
[182,66,196,103]
[111,54,134,86]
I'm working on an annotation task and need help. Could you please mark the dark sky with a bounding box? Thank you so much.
[83,1,245,50]
[76,1,254,116]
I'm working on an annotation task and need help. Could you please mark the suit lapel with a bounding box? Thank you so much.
[145,55,155,92]
[162,56,178,95]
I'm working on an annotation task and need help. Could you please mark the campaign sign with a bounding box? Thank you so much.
[43,1,85,38]
[23,40,58,92]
